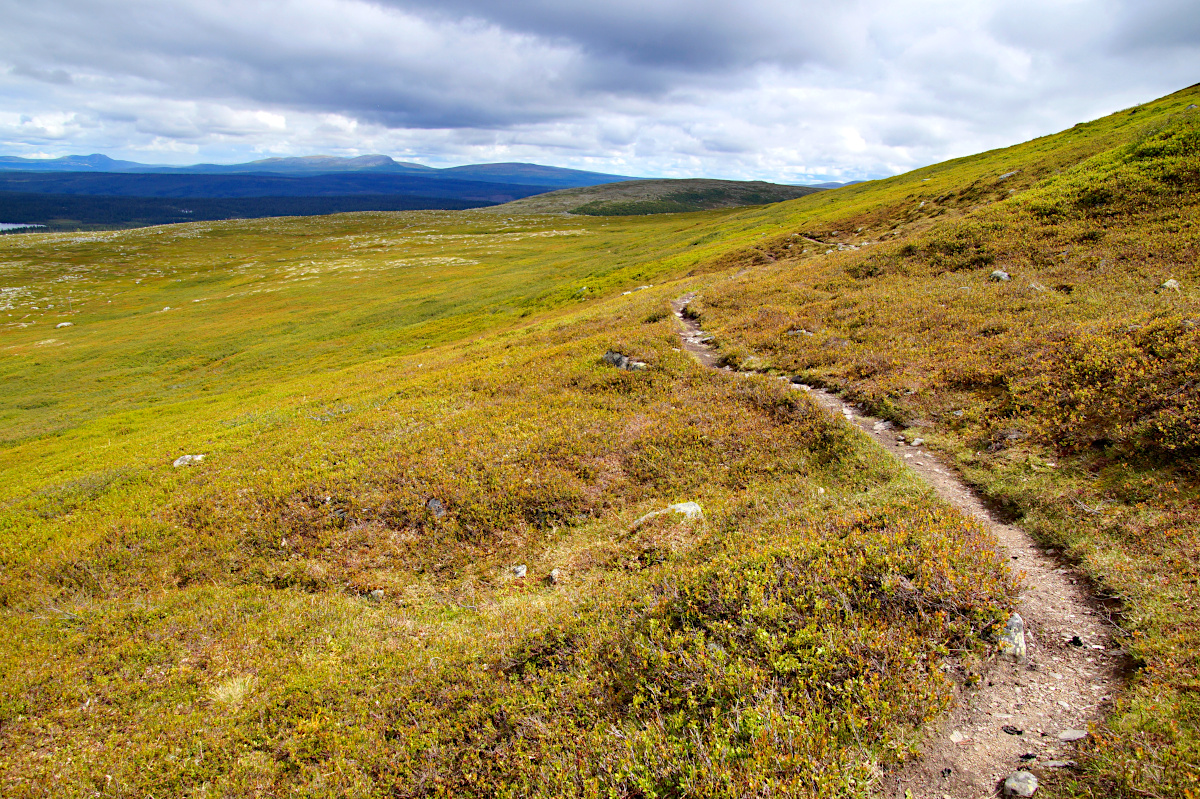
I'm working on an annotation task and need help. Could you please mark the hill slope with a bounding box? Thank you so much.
[490,177,824,215]
[1,86,1199,798]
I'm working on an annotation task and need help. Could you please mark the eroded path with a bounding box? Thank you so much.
[671,295,1124,799]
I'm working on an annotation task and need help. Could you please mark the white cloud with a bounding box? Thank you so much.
[0,0,1196,179]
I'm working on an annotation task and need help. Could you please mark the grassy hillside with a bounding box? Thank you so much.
[682,84,1200,797]
[1,85,1198,797]
[0,208,1012,797]
[491,178,822,215]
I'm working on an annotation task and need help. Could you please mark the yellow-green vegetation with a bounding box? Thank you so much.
[686,84,1200,796]
[1,207,1012,796]
[2,83,1197,798]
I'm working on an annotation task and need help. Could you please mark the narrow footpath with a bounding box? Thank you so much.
[672,295,1124,799]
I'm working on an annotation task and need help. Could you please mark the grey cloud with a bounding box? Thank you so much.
[386,0,872,71]
[9,64,73,85]
[0,0,1197,181]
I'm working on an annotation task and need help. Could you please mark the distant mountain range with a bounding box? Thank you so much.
[0,154,637,189]
[0,152,847,231]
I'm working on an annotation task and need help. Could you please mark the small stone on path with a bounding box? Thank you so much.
[1057,729,1088,742]
[1003,770,1038,797]
[999,612,1027,659]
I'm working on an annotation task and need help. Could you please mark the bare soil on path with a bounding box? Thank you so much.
[671,295,1125,799]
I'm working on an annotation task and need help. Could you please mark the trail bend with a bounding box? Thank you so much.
[671,294,1124,799]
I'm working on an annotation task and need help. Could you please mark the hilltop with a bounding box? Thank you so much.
[491,177,824,215]
[1,85,1198,798]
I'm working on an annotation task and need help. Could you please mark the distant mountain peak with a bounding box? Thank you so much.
[0,152,637,186]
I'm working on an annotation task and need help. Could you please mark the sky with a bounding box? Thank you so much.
[0,0,1197,182]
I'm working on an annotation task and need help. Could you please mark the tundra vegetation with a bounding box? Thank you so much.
[1,85,1197,797]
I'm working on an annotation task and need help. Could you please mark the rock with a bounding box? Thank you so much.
[668,501,703,519]
[632,501,704,528]
[1003,770,1038,797]
[512,564,528,579]
[1057,729,1088,742]
[1069,635,1083,647]
[425,498,446,519]
[603,349,649,371]
[1159,278,1182,292]
[1189,104,1199,110]
[603,349,630,369]
[999,612,1027,659]
[172,454,205,467]
[910,438,925,447]
[1003,725,1024,735]
[949,730,968,744]
[548,568,563,585]
[368,589,385,602]
[55,322,73,328]
[999,171,1018,180]
[990,269,1012,282]
[1041,761,1073,769]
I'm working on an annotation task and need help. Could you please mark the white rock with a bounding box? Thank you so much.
[1160,278,1182,292]
[55,322,73,329]
[172,454,205,467]
[949,730,968,744]
[999,612,1027,659]
[667,501,703,519]
[991,270,1012,282]
[632,501,704,528]
[1057,729,1088,742]
[512,564,528,579]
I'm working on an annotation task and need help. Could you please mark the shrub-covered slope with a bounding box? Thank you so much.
[686,84,1200,797]
[2,84,1198,797]
[0,209,1011,796]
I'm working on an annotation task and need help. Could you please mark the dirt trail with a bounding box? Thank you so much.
[671,295,1124,799]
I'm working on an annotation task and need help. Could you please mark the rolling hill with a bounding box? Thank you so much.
[492,177,825,215]
[1,85,1198,798]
